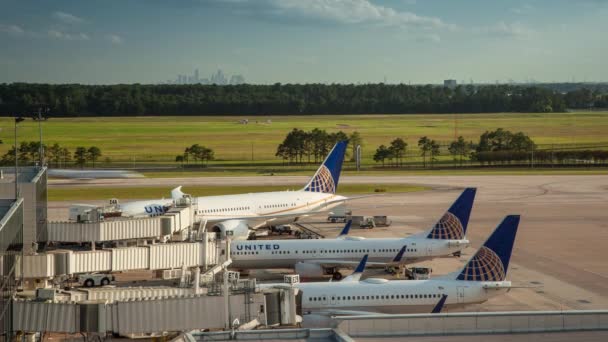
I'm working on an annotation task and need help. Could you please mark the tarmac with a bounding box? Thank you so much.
[47,175,608,313]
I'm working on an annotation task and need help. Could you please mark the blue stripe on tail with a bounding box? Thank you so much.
[354,254,368,273]
[339,220,353,236]
[304,141,348,194]
[457,215,520,281]
[427,188,476,240]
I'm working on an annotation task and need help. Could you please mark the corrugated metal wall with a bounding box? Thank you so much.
[13,291,266,335]
[21,254,54,278]
[70,251,112,274]
[13,301,79,333]
[110,247,149,271]
[149,243,202,270]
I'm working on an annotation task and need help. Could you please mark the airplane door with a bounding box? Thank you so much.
[427,244,433,256]
[457,287,465,304]
[330,294,337,305]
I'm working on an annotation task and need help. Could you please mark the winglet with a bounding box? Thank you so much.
[431,294,448,313]
[342,254,368,282]
[303,141,348,194]
[427,188,476,240]
[354,254,368,274]
[457,215,520,281]
[338,220,352,236]
[392,245,407,263]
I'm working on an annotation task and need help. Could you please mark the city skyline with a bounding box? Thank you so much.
[1,0,607,84]
[166,69,246,85]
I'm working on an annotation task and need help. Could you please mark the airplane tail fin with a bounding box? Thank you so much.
[392,245,407,263]
[171,186,185,200]
[342,254,368,282]
[303,141,348,194]
[456,215,520,282]
[426,188,476,240]
[338,220,352,237]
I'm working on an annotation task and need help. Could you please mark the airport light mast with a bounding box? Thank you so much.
[34,107,49,167]
[14,116,25,198]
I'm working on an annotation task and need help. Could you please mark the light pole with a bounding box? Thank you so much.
[14,116,25,198]
[34,107,49,167]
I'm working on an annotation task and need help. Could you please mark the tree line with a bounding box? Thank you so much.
[175,144,215,166]
[0,142,102,168]
[275,128,362,164]
[2,83,608,117]
[371,128,608,168]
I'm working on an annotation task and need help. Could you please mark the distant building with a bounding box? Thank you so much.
[166,69,245,85]
[444,79,457,89]
[230,75,246,85]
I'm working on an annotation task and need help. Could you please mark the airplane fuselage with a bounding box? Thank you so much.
[264,278,509,315]
[194,191,345,223]
[120,190,345,223]
[230,236,468,269]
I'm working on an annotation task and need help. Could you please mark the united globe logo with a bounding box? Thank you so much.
[306,166,335,193]
[458,246,506,281]
[428,212,465,240]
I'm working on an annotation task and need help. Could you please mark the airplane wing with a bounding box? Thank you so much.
[314,309,385,317]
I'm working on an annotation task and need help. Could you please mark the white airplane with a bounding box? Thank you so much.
[118,141,349,239]
[230,188,476,280]
[260,215,521,327]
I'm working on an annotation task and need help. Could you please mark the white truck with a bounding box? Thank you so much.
[77,273,115,287]
[327,207,352,223]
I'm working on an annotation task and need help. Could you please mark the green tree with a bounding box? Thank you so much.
[60,147,71,167]
[373,145,390,167]
[429,139,441,168]
[448,136,471,166]
[418,136,431,168]
[389,138,407,167]
[175,155,184,166]
[48,143,62,167]
[74,147,87,168]
[87,146,102,167]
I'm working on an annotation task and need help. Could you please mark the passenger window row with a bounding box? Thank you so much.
[200,206,251,214]
[264,203,296,209]
[231,249,418,256]
[308,293,443,302]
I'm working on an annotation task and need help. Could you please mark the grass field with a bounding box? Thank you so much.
[48,183,428,201]
[3,112,608,164]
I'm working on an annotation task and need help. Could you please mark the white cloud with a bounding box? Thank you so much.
[0,24,24,35]
[106,34,124,44]
[52,11,84,24]
[48,30,90,41]
[475,22,534,38]
[219,0,451,30]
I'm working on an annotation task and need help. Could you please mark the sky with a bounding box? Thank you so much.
[1,0,607,84]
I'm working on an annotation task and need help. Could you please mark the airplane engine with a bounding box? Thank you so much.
[212,219,250,239]
[294,262,325,278]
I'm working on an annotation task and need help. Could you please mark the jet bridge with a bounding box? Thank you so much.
[46,204,195,243]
